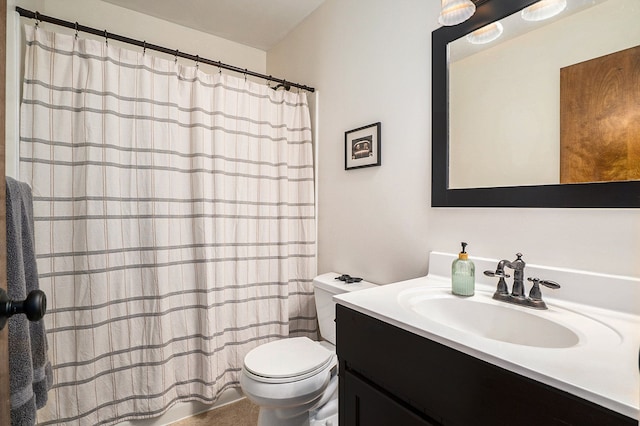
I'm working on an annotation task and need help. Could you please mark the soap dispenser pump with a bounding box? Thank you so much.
[452,242,475,296]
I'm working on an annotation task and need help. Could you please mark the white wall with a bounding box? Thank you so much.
[5,0,266,423]
[268,0,640,284]
[268,0,434,284]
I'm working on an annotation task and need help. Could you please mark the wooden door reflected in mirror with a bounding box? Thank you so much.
[560,45,640,184]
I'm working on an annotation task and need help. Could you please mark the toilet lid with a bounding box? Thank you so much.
[244,337,334,382]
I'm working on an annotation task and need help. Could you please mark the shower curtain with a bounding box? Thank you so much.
[19,25,317,425]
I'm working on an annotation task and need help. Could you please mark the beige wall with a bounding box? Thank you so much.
[268,0,640,284]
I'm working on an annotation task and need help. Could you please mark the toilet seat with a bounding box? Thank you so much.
[244,337,335,384]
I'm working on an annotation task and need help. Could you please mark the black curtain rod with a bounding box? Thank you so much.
[15,6,315,93]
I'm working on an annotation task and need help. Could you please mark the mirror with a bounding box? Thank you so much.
[432,0,640,207]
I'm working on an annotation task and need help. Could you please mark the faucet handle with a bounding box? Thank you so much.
[486,270,511,298]
[527,277,560,289]
[540,279,560,289]
[484,270,511,278]
[527,277,560,302]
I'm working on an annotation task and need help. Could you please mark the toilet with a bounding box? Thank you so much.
[240,272,377,426]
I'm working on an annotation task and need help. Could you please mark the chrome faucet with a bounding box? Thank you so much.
[484,253,560,309]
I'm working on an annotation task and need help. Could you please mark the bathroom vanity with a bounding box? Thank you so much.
[337,305,635,425]
[334,253,640,426]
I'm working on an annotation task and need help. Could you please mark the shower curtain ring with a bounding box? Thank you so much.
[142,40,146,55]
[175,50,179,64]
[74,22,79,39]
[34,11,40,29]
[218,62,222,75]
[244,69,247,82]
[104,29,108,45]
[195,55,199,69]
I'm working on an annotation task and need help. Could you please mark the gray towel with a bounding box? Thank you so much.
[6,177,52,426]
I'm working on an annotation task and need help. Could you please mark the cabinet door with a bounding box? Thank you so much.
[342,369,438,426]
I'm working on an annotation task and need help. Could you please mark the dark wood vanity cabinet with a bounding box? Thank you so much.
[342,368,437,425]
[336,305,636,426]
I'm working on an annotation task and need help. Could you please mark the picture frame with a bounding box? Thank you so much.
[345,122,381,170]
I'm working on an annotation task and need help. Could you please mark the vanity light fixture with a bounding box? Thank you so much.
[521,0,567,21]
[439,0,476,26]
[466,22,504,44]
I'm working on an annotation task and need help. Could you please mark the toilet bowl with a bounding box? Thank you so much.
[239,272,376,426]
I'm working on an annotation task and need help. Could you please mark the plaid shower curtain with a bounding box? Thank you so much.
[19,25,317,425]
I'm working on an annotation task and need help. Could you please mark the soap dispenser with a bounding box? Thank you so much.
[452,242,475,296]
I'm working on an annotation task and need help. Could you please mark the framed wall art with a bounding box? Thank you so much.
[345,122,381,170]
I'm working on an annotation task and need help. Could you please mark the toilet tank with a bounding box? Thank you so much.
[313,272,377,345]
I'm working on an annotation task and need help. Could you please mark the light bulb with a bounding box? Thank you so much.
[521,0,567,22]
[466,22,504,44]
[439,0,476,26]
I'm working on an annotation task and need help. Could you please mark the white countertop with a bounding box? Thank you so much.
[333,253,640,420]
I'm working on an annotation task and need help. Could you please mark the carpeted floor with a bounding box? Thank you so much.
[171,398,260,426]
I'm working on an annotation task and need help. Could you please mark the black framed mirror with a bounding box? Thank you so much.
[432,0,640,207]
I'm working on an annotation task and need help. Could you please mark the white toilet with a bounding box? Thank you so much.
[240,272,377,426]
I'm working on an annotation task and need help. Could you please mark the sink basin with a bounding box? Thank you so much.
[334,256,640,419]
[397,288,621,349]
